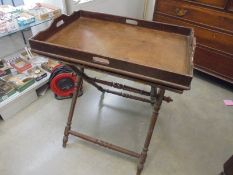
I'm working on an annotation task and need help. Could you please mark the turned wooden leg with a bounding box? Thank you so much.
[150,86,157,103]
[63,68,84,148]
[137,89,165,175]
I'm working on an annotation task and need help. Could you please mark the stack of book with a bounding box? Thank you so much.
[27,66,47,81]
[3,73,35,92]
[41,59,60,72]
[0,79,16,102]
[0,47,64,103]
[9,57,32,73]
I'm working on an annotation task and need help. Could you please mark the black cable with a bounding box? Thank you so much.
[49,65,74,83]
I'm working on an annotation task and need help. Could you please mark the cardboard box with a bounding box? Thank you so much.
[17,13,35,27]
[30,3,61,20]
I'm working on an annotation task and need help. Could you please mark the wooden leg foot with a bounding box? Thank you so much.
[137,149,147,175]
[136,164,143,175]
[63,135,68,148]
[63,125,70,148]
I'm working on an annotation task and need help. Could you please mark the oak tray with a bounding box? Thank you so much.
[29,11,195,91]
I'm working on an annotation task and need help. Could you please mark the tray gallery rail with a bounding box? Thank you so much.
[29,10,195,175]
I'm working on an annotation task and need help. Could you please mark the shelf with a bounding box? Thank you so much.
[0,18,52,39]
[0,72,50,108]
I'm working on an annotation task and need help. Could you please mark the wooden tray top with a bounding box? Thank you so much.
[30,11,195,91]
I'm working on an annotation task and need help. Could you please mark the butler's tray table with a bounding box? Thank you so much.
[29,11,195,175]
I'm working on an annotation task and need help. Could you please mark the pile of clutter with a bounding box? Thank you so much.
[0,47,60,102]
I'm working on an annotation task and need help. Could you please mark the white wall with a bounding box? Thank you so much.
[66,0,145,19]
[145,0,155,20]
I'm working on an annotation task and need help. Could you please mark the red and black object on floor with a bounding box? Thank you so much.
[49,65,83,100]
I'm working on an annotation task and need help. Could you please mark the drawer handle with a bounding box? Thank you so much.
[175,8,188,17]
[92,57,110,65]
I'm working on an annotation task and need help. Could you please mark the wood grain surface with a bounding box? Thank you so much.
[46,17,190,75]
[184,0,226,8]
[154,0,233,84]
[30,11,194,91]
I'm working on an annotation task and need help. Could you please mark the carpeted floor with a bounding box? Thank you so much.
[0,71,233,175]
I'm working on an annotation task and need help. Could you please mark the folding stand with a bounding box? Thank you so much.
[62,66,173,175]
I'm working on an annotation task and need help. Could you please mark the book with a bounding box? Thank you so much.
[20,50,36,60]
[0,79,16,102]
[0,69,7,77]
[41,59,60,72]
[0,60,11,77]
[0,59,4,68]
[3,74,35,92]
[27,66,47,81]
[9,57,32,73]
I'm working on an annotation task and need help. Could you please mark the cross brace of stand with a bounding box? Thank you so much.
[63,66,173,175]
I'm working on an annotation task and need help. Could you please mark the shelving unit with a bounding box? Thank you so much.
[0,50,52,120]
[0,18,52,44]
[0,72,50,120]
[0,3,61,120]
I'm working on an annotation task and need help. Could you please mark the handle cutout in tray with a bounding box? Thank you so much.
[56,20,65,28]
[126,19,138,25]
[92,57,110,65]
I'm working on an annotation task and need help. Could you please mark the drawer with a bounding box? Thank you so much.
[194,46,233,83]
[185,0,226,8]
[154,14,233,55]
[156,0,233,33]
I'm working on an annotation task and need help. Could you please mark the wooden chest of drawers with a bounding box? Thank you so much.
[153,0,233,84]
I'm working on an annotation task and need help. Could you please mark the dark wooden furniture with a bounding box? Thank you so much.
[153,0,233,84]
[29,11,195,175]
[223,155,233,175]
